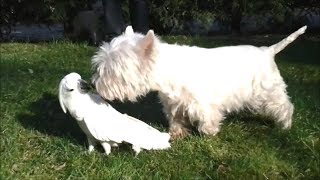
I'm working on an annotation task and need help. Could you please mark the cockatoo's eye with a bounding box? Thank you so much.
[64,82,75,92]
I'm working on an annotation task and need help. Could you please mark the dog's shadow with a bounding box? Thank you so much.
[17,92,168,148]
[108,92,169,128]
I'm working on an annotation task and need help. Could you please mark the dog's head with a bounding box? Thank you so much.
[91,26,159,102]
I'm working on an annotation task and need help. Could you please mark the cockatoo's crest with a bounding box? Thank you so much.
[59,78,67,113]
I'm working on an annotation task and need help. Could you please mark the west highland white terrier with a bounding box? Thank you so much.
[91,25,307,139]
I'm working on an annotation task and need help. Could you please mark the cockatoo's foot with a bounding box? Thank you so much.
[101,142,111,155]
[132,145,141,156]
[88,145,95,153]
[87,137,96,153]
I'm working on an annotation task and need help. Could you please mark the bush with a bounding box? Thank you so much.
[148,0,216,34]
[1,0,319,36]
[0,0,88,35]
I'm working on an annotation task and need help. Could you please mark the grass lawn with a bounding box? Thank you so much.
[1,35,319,179]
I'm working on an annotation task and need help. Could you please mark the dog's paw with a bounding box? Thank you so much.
[169,128,190,140]
[280,119,292,129]
[198,124,220,136]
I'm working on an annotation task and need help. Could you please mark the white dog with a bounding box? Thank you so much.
[91,26,307,139]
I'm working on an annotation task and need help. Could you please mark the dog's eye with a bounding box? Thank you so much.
[68,89,74,92]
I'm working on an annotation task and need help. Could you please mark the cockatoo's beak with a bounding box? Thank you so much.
[79,79,92,92]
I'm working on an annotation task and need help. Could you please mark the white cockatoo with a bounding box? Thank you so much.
[58,72,171,155]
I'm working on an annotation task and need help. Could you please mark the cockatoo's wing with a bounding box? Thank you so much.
[82,103,153,143]
[58,78,67,113]
[81,99,128,143]
[82,96,170,150]
[122,114,160,133]
[121,114,170,149]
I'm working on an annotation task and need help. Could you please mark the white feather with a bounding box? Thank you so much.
[58,78,67,113]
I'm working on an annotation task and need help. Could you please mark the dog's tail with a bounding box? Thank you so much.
[268,26,307,55]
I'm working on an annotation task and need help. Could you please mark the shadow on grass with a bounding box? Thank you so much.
[109,92,168,128]
[17,92,168,147]
[17,92,86,145]
[224,111,276,129]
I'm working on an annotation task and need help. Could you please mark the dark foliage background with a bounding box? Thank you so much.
[1,0,319,35]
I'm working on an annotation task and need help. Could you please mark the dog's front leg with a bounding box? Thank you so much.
[169,112,191,140]
[159,95,191,139]
[196,106,223,136]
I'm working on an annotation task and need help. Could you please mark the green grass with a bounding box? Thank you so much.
[1,36,319,179]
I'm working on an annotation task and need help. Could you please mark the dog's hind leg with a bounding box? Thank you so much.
[263,88,293,129]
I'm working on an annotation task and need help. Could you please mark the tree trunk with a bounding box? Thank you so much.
[231,0,244,35]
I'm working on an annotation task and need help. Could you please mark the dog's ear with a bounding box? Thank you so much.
[125,26,134,35]
[138,30,155,55]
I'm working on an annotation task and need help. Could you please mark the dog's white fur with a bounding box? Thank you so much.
[91,25,307,139]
